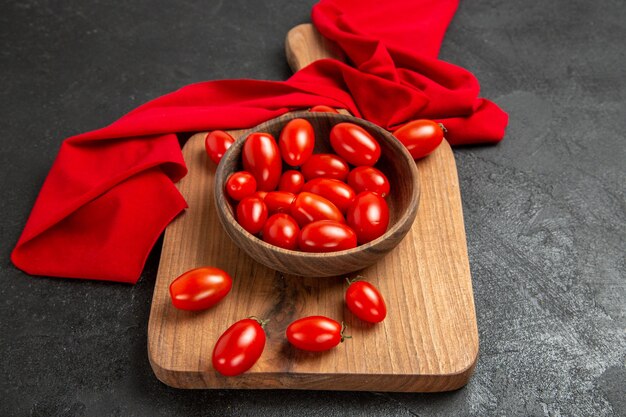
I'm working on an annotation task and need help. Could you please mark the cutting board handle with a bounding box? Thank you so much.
[285,24,345,72]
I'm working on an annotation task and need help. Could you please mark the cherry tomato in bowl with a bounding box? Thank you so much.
[298,220,357,253]
[205,130,235,164]
[347,166,390,197]
[225,171,257,201]
[242,132,282,191]
[236,196,268,235]
[309,105,339,113]
[301,178,356,213]
[301,154,350,182]
[264,191,296,215]
[286,316,348,352]
[279,118,315,166]
[212,317,268,376]
[345,278,387,323]
[291,192,345,227]
[392,119,445,160]
[278,170,305,194]
[330,123,381,166]
[262,213,300,250]
[169,267,232,311]
[346,192,390,244]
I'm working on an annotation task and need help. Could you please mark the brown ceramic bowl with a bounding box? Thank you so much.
[214,111,419,277]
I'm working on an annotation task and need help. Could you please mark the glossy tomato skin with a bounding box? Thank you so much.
[291,192,345,227]
[286,316,342,352]
[301,178,356,213]
[330,123,381,166]
[205,130,235,164]
[278,170,305,194]
[301,154,350,182]
[347,166,390,197]
[212,318,266,376]
[279,118,315,166]
[169,267,232,311]
[346,192,389,244]
[252,191,268,200]
[262,213,300,250]
[298,220,357,253]
[309,105,339,113]
[242,132,282,191]
[264,191,296,215]
[345,280,387,323]
[392,119,444,160]
[236,196,268,235]
[225,171,257,201]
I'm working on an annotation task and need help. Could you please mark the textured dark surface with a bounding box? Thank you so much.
[1,0,624,415]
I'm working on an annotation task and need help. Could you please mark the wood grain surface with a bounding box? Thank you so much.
[147,23,478,392]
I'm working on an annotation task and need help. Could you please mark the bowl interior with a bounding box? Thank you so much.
[215,111,419,256]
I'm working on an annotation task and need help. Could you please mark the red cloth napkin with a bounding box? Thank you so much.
[12,0,508,283]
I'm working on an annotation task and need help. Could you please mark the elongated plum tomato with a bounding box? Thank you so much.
[279,118,315,166]
[212,318,267,376]
[225,171,257,201]
[242,132,281,191]
[298,220,357,253]
[330,123,381,166]
[302,178,355,213]
[169,267,232,311]
[286,316,345,352]
[205,130,235,164]
[236,196,268,235]
[345,279,387,323]
[278,170,305,194]
[262,213,300,250]
[264,191,296,215]
[392,119,445,160]
[301,154,350,182]
[346,192,389,244]
[291,192,345,227]
[347,166,390,197]
[309,105,339,113]
[252,191,268,200]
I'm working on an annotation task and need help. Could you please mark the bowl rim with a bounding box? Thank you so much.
[214,111,420,259]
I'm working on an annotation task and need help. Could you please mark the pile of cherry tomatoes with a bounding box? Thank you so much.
[169,266,386,376]
[222,118,393,253]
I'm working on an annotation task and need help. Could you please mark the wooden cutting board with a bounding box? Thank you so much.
[147,24,478,392]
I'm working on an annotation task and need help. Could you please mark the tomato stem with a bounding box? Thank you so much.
[345,275,365,286]
[248,316,270,329]
[438,123,448,133]
[340,321,352,343]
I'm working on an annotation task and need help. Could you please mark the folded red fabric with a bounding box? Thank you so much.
[12,0,508,283]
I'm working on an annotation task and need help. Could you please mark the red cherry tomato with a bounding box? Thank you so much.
[225,171,257,201]
[252,191,268,200]
[309,105,339,113]
[286,316,346,352]
[236,196,268,235]
[346,192,389,244]
[347,166,390,197]
[330,123,381,166]
[264,191,296,215]
[262,213,300,250]
[169,267,233,311]
[279,118,315,166]
[212,317,267,376]
[392,119,445,159]
[291,192,345,227]
[298,220,357,253]
[242,132,282,191]
[278,170,305,194]
[345,279,387,323]
[205,130,235,164]
[301,154,350,182]
[301,178,355,213]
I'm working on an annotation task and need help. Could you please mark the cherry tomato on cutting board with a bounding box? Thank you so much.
[330,123,381,166]
[301,154,350,182]
[225,171,257,201]
[205,130,235,164]
[169,267,232,311]
[262,213,300,250]
[278,170,305,194]
[392,119,445,160]
[212,317,268,376]
[286,316,348,352]
[291,192,345,227]
[298,220,357,253]
[301,178,356,213]
[346,192,389,244]
[347,166,390,197]
[242,132,282,191]
[309,105,339,113]
[264,191,296,215]
[279,118,315,167]
[345,278,387,323]
[236,196,268,235]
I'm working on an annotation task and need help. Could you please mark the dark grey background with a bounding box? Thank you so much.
[1,0,624,416]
